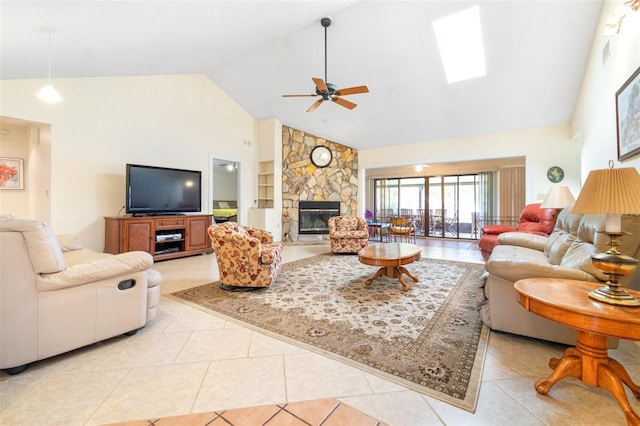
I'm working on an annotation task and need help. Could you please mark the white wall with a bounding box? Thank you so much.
[358,124,582,211]
[572,0,640,176]
[211,166,238,201]
[0,74,258,251]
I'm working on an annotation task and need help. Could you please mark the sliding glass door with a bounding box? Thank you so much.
[374,174,480,239]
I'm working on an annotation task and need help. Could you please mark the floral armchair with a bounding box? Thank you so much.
[208,222,283,290]
[328,216,369,254]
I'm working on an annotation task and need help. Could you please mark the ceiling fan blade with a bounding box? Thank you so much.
[282,94,318,97]
[307,99,324,112]
[332,96,357,110]
[334,85,369,96]
[312,77,329,93]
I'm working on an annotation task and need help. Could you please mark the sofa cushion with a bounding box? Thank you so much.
[560,242,606,281]
[545,230,575,265]
[544,206,583,264]
[497,232,548,251]
[519,203,556,233]
[332,230,369,239]
[486,244,598,283]
[0,213,66,273]
[335,216,360,231]
[481,224,516,235]
[57,234,83,252]
[560,214,640,285]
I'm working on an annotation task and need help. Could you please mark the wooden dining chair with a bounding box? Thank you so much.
[400,208,413,218]
[444,212,458,237]
[389,217,416,243]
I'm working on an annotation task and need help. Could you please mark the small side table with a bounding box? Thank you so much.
[367,222,389,242]
[514,278,640,426]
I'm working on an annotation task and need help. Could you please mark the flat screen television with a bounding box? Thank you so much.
[126,163,202,215]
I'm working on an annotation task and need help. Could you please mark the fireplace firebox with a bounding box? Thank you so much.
[298,201,340,234]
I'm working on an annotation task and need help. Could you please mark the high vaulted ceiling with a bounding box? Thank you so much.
[0,1,603,150]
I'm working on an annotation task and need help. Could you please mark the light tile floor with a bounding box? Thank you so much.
[0,240,638,425]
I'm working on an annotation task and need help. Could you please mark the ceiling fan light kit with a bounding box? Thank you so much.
[283,17,369,112]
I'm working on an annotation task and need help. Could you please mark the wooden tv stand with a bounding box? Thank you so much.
[104,214,213,261]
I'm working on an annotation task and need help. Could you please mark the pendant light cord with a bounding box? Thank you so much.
[47,31,53,84]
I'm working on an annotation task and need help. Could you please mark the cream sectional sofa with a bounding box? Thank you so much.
[0,213,161,374]
[476,204,640,345]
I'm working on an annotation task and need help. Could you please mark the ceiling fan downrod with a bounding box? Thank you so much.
[321,17,332,89]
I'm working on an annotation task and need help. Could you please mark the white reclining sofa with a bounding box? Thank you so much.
[0,213,161,374]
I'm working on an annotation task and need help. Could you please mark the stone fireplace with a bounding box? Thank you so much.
[282,126,359,241]
[298,201,340,235]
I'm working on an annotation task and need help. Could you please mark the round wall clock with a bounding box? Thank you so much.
[547,166,565,183]
[310,145,332,168]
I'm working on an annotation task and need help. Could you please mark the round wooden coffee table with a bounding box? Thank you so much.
[358,242,421,291]
[514,278,640,425]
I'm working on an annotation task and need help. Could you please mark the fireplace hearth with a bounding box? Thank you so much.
[298,201,340,234]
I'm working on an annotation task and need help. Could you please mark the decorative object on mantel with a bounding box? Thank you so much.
[282,17,369,112]
[540,185,575,220]
[603,0,639,37]
[36,27,62,104]
[616,65,640,161]
[546,166,564,183]
[171,254,488,413]
[572,162,640,306]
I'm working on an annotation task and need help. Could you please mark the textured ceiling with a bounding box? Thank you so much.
[0,1,603,149]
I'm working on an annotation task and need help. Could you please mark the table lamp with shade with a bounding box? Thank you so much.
[540,186,575,220]
[571,163,640,306]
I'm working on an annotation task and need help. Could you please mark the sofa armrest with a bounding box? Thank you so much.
[36,251,154,291]
[481,224,517,235]
[497,232,548,251]
[260,243,283,265]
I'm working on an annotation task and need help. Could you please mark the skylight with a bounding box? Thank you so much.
[432,5,486,84]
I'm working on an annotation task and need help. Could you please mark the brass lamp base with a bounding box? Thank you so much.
[589,285,640,306]
[590,251,640,307]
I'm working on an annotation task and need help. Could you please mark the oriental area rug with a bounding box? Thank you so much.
[170,253,489,413]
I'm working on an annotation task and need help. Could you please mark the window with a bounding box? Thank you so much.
[432,5,486,84]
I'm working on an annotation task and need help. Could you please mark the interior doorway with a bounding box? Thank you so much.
[210,157,240,224]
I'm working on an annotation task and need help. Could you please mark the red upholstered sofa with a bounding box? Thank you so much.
[478,203,555,259]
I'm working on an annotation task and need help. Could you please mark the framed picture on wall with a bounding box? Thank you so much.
[0,157,24,189]
[616,65,640,161]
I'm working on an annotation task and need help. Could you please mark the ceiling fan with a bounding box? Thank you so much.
[282,17,369,112]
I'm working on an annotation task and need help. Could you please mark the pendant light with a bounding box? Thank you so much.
[36,28,62,103]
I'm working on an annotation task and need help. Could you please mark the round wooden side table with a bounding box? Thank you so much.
[514,278,640,426]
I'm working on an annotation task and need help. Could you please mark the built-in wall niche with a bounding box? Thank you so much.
[0,116,52,221]
[211,157,240,223]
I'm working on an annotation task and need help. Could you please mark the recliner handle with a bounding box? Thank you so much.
[118,279,136,290]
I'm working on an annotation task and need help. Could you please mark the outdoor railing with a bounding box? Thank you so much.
[372,213,519,240]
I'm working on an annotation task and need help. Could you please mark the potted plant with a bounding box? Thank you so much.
[365,209,374,224]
